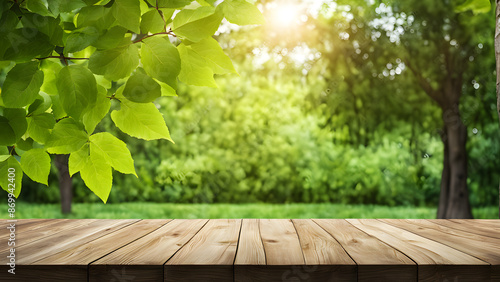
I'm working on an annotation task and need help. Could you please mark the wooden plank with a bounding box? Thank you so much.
[165,219,241,282]
[381,219,500,280]
[234,219,265,265]
[16,219,67,233]
[1,219,96,252]
[293,219,356,281]
[90,219,207,282]
[37,219,170,264]
[348,219,490,281]
[0,219,138,282]
[236,219,304,282]
[434,219,500,239]
[260,219,304,265]
[0,219,55,229]
[314,219,416,282]
[234,219,266,282]
[380,219,500,264]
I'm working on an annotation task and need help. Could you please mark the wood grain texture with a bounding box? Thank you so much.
[381,219,500,264]
[90,219,207,282]
[165,219,241,282]
[0,219,99,257]
[0,220,139,282]
[1,218,498,281]
[381,219,500,280]
[234,219,265,265]
[37,219,170,264]
[314,219,416,282]
[348,219,490,281]
[1,219,92,253]
[260,219,304,265]
[433,219,500,239]
[17,219,138,264]
[238,219,306,282]
[1,219,55,230]
[292,219,356,281]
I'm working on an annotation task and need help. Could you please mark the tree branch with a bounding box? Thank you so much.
[404,57,444,107]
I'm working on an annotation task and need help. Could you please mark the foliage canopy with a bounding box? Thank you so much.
[0,0,264,202]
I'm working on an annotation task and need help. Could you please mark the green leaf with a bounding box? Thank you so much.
[123,68,161,103]
[88,44,140,81]
[65,26,100,54]
[172,6,223,42]
[80,151,112,203]
[0,2,10,16]
[189,37,236,74]
[2,61,44,108]
[28,92,52,116]
[47,0,86,14]
[77,5,115,31]
[146,0,193,8]
[0,108,28,146]
[141,9,165,34]
[221,0,265,25]
[40,59,63,95]
[177,43,216,87]
[50,95,66,119]
[25,0,53,17]
[140,36,180,88]
[90,132,137,175]
[71,136,115,203]
[0,147,9,162]
[68,143,89,177]
[28,112,56,144]
[0,157,23,198]
[46,118,89,154]
[455,0,491,14]
[197,0,215,6]
[112,0,141,33]
[20,148,51,185]
[0,11,18,33]
[111,99,173,141]
[156,79,177,96]
[21,15,63,45]
[16,138,34,152]
[92,26,128,50]
[1,28,55,62]
[156,0,193,8]
[56,65,98,120]
[83,85,111,134]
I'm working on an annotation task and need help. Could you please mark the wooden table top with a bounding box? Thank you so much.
[1,218,499,281]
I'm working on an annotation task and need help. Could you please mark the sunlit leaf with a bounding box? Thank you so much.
[221,0,265,25]
[20,148,51,185]
[111,99,173,142]
[89,44,140,81]
[2,61,44,108]
[46,118,89,154]
[140,36,180,89]
[90,132,137,176]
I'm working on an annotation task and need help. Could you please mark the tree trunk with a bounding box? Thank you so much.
[54,155,72,214]
[495,1,500,219]
[437,106,473,218]
[437,125,450,219]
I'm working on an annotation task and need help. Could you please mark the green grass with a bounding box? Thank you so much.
[3,202,498,219]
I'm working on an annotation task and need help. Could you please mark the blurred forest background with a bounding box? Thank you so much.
[13,0,500,217]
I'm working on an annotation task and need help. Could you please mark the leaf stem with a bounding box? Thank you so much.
[56,116,70,122]
[8,146,15,156]
[36,55,89,61]
[133,30,176,43]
